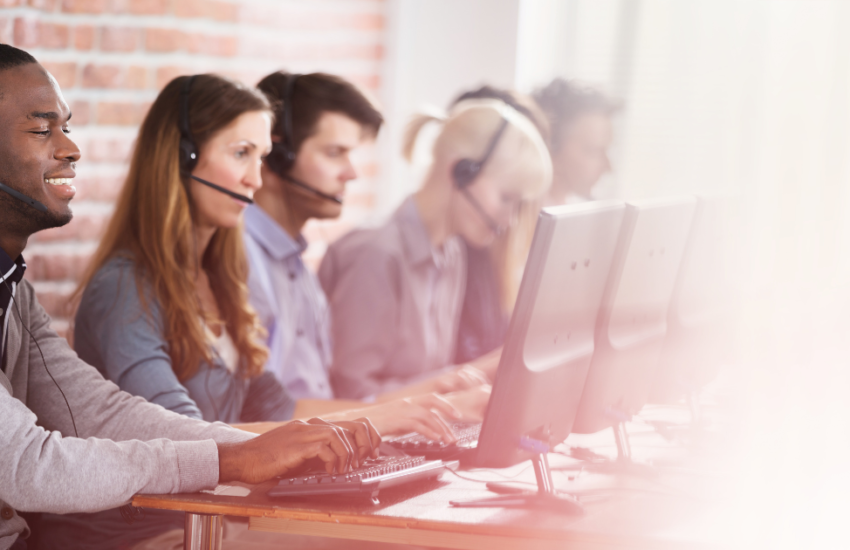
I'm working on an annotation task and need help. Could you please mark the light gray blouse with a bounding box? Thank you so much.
[318,197,467,400]
[74,255,296,424]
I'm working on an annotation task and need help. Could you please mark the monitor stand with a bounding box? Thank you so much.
[567,421,656,477]
[449,451,584,514]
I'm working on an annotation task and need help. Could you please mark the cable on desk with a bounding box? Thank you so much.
[443,464,534,484]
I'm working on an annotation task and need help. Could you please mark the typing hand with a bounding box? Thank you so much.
[434,364,490,394]
[443,385,492,422]
[217,417,379,483]
[470,347,502,381]
[346,394,462,443]
[308,417,381,462]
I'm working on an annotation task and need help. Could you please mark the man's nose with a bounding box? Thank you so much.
[56,132,81,163]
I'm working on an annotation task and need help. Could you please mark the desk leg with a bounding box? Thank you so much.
[184,512,223,550]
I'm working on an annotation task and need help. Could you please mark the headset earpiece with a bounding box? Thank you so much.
[452,159,483,190]
[178,75,199,176]
[450,116,511,235]
[450,117,509,191]
[266,73,302,176]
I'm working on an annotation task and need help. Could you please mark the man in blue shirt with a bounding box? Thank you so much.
[247,72,493,410]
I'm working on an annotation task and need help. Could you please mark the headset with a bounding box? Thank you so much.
[264,73,343,205]
[451,116,510,236]
[178,75,254,205]
[0,181,48,213]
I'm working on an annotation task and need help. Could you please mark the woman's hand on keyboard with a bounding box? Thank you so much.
[340,394,461,443]
[217,417,380,482]
[443,386,492,422]
[434,365,490,394]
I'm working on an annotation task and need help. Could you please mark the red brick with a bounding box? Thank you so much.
[155,65,190,89]
[81,64,146,89]
[126,65,147,89]
[349,13,384,30]
[70,100,90,126]
[74,24,94,50]
[13,18,39,47]
[145,28,187,52]
[0,18,12,43]
[40,22,70,48]
[26,0,57,10]
[26,251,93,282]
[173,0,204,18]
[100,26,139,52]
[127,0,167,14]
[42,62,76,88]
[188,33,236,57]
[14,19,71,49]
[81,64,120,88]
[175,0,237,21]
[96,101,150,125]
[62,0,108,13]
[82,136,135,162]
[29,213,110,242]
[237,7,383,31]
[207,0,237,22]
[73,173,127,201]
[33,289,76,320]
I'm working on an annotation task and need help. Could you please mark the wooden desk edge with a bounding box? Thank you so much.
[248,515,711,550]
[131,495,714,550]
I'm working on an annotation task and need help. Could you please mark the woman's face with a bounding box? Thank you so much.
[190,110,272,229]
[451,170,523,248]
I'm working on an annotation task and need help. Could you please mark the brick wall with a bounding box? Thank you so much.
[1,0,385,336]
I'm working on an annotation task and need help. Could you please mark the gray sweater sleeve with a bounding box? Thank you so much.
[0,280,254,515]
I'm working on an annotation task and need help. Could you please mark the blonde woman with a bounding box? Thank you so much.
[319,99,552,400]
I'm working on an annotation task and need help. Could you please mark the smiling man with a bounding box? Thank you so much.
[0,45,378,550]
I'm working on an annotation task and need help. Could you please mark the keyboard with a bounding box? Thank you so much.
[267,455,454,502]
[387,421,482,459]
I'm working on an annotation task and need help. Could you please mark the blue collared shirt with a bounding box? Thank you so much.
[244,204,334,400]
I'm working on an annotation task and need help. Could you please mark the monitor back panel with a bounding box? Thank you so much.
[474,201,625,468]
[651,195,742,402]
[572,197,696,434]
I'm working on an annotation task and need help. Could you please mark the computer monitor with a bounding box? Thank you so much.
[571,197,696,455]
[472,200,625,470]
[650,195,741,407]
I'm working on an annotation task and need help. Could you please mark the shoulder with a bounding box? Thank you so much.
[78,255,158,324]
[323,222,404,274]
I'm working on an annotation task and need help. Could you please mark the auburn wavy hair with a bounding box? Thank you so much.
[75,74,270,381]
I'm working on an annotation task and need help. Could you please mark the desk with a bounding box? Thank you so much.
[134,407,729,550]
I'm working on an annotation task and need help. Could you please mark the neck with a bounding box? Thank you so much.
[192,221,217,270]
[0,214,29,261]
[413,169,452,248]
[255,166,308,239]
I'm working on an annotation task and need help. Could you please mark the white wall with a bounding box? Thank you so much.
[378,0,522,215]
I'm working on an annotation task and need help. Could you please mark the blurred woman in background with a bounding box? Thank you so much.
[452,80,621,366]
[319,98,552,400]
[446,86,550,365]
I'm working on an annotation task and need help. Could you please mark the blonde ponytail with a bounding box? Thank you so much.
[402,110,446,162]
